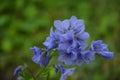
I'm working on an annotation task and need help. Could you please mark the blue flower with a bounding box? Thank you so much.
[57,39,87,66]
[58,42,78,65]
[30,46,43,64]
[13,65,24,76]
[98,51,114,59]
[70,16,85,33]
[44,16,89,52]
[55,65,65,73]
[75,50,95,66]
[60,68,75,80]
[53,16,91,65]
[43,37,57,51]
[55,65,75,80]
[59,31,75,51]
[74,53,84,66]
[30,46,50,66]
[42,55,50,67]
[76,31,89,41]
[54,20,70,33]
[91,40,114,59]
[43,28,59,50]
[28,16,114,80]
[58,50,77,65]
[81,50,95,64]
[91,40,106,51]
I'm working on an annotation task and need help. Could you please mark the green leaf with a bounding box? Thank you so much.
[1,39,12,52]
[0,15,9,26]
[23,72,32,80]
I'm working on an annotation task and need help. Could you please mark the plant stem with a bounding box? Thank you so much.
[27,67,36,80]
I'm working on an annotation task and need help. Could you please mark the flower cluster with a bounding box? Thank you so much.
[44,16,90,66]
[43,16,113,66]
[29,16,114,80]
[14,16,114,80]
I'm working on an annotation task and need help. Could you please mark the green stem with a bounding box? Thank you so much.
[27,67,36,80]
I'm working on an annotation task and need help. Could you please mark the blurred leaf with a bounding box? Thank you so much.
[99,12,118,34]
[23,72,32,80]
[1,39,12,52]
[24,5,38,19]
[77,2,92,20]
[15,0,25,9]
[35,67,50,79]
[0,15,9,26]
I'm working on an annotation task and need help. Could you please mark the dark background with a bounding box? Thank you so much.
[0,0,120,80]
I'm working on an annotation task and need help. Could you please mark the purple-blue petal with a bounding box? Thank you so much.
[30,46,50,66]
[60,68,75,80]
[32,54,42,64]
[43,37,57,50]
[70,16,77,26]
[98,51,114,59]
[58,54,74,65]
[77,32,89,41]
[13,66,24,76]
[81,51,95,63]
[42,55,50,66]
[70,16,85,33]
[59,31,74,43]
[30,46,42,55]
[62,20,70,31]
[30,46,43,64]
[55,65,65,74]
[75,53,84,66]
[91,40,105,51]
[54,20,62,31]
[54,19,70,32]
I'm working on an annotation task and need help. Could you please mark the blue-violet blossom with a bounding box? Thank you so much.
[30,46,50,67]
[90,40,113,59]
[53,16,91,65]
[13,65,24,76]
[55,65,75,80]
[28,16,114,80]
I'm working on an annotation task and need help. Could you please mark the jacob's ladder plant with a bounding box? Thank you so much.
[13,16,114,80]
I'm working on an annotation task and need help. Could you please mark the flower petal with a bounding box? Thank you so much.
[42,55,50,66]
[58,54,74,65]
[77,32,89,40]
[43,37,57,50]
[98,51,114,59]
[62,20,70,30]
[81,51,95,63]
[13,65,24,76]
[70,16,77,26]
[54,20,62,31]
[30,46,42,55]
[60,68,75,80]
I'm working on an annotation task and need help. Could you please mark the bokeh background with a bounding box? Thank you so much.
[0,0,120,80]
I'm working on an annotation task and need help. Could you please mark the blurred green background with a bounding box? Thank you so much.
[0,0,120,80]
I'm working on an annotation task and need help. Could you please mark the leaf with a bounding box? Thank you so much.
[23,72,32,80]
[0,15,9,26]
[35,67,50,79]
